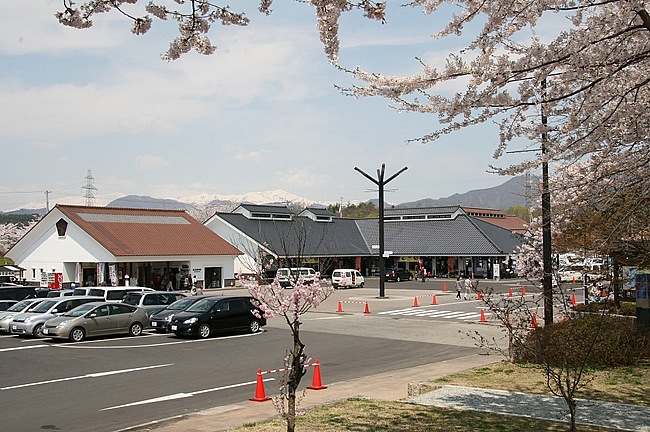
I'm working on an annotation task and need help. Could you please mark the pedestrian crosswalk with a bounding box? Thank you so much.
[377,306,488,321]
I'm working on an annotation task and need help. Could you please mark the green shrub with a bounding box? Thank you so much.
[514,314,650,368]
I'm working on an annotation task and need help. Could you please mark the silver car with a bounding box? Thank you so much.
[0,298,45,333]
[9,296,103,337]
[42,301,149,342]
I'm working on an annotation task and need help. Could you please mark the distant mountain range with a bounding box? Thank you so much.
[1,175,532,216]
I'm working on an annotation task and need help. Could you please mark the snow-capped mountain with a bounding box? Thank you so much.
[176,189,336,208]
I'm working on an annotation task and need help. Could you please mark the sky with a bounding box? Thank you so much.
[0,1,528,212]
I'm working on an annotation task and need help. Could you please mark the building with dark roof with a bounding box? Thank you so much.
[6,205,241,289]
[205,204,523,279]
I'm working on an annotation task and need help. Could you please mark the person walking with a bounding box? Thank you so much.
[464,275,473,300]
[455,276,462,300]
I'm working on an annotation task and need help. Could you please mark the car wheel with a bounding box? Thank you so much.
[396,276,401,282]
[360,282,364,288]
[33,324,44,337]
[69,327,85,342]
[198,323,211,339]
[249,320,261,333]
[129,322,143,337]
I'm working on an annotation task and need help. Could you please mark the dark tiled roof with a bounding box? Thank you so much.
[356,214,522,256]
[234,203,294,215]
[216,213,370,257]
[57,205,241,257]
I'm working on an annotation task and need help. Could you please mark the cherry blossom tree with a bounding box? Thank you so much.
[240,267,333,432]
[56,0,386,61]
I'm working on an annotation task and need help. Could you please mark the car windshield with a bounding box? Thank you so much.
[186,298,218,313]
[167,298,197,311]
[63,303,96,317]
[7,300,32,312]
[32,300,58,313]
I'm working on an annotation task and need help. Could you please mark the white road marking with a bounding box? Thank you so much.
[1,364,173,390]
[0,344,48,353]
[100,378,275,411]
[378,307,486,321]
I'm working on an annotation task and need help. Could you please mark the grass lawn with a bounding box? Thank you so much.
[229,362,650,432]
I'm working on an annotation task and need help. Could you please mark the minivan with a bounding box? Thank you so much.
[86,286,154,303]
[331,269,365,288]
[276,267,317,288]
[169,296,266,338]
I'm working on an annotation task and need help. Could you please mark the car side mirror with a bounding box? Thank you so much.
[52,309,59,314]
[87,313,97,318]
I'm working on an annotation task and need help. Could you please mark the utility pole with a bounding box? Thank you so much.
[540,78,554,326]
[354,164,407,298]
[44,190,51,212]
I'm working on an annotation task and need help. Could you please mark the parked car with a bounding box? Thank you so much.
[122,291,186,316]
[0,300,18,311]
[149,295,215,332]
[42,301,149,342]
[385,267,413,282]
[9,295,103,337]
[331,269,365,288]
[46,289,75,298]
[86,286,154,302]
[558,266,585,283]
[0,298,45,332]
[0,285,37,301]
[276,267,317,288]
[169,296,266,338]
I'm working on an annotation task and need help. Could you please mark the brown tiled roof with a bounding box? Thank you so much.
[462,207,528,234]
[56,205,241,257]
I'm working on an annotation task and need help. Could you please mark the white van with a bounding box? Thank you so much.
[331,269,364,289]
[276,268,316,288]
[86,286,154,302]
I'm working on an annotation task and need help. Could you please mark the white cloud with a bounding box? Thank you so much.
[135,154,169,170]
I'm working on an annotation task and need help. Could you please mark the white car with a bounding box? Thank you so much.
[276,268,316,288]
[331,269,365,288]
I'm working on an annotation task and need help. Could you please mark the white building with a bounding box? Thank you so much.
[6,205,241,289]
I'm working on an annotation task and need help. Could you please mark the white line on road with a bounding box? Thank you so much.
[1,364,174,390]
[100,378,275,411]
[0,344,48,353]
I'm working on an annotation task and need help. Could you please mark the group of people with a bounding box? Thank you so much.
[455,275,475,300]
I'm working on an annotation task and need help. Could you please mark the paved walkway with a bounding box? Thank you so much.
[408,385,650,431]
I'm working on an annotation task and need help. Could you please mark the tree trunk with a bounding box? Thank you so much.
[286,321,305,432]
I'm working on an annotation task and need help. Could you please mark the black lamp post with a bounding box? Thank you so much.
[355,164,408,298]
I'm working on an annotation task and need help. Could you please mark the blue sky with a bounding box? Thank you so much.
[0,1,526,211]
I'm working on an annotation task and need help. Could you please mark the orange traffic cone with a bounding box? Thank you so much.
[572,276,576,284]
[250,368,271,402]
[477,291,482,300]
[307,360,327,390]
[480,309,486,323]
[364,302,370,314]
[442,282,447,292]
[531,313,538,328]
[413,296,419,307]
[571,293,577,305]
[432,295,438,305]
[337,301,343,313]
[521,287,526,296]
[508,287,513,297]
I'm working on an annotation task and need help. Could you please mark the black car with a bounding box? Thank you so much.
[149,295,216,332]
[169,296,266,338]
[385,267,413,282]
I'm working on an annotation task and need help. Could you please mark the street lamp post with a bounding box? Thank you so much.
[355,164,408,298]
